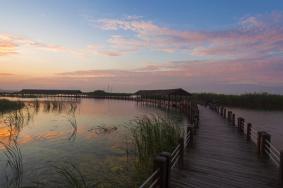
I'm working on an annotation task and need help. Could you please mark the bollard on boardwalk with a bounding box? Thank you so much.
[280,151,283,184]
[154,155,169,188]
[246,123,252,141]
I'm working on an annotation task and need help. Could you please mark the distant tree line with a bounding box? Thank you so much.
[192,93,283,110]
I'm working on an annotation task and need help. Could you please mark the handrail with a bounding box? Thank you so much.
[139,169,160,188]
[265,140,280,156]
[170,144,181,158]
[208,104,282,183]
[170,145,181,167]
[170,155,181,169]
[139,125,195,188]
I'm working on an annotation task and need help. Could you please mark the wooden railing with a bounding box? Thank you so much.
[208,104,283,184]
[139,125,195,188]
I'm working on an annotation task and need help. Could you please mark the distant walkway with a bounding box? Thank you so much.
[170,106,279,188]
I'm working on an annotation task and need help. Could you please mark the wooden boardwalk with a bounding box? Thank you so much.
[170,105,280,188]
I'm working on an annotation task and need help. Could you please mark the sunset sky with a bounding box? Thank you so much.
[1,0,283,93]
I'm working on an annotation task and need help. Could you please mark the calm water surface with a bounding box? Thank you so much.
[0,97,188,187]
[227,107,283,150]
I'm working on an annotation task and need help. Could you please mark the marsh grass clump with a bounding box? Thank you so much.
[52,163,89,188]
[66,103,78,141]
[0,99,24,114]
[0,139,23,188]
[192,93,283,110]
[129,115,181,182]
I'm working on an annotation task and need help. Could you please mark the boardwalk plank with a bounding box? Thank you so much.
[170,106,280,188]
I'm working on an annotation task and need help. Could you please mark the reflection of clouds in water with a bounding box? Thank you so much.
[0,100,81,147]
[0,98,187,187]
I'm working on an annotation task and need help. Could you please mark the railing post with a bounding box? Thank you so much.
[261,132,271,157]
[154,155,169,188]
[232,113,235,126]
[178,137,184,167]
[237,117,241,130]
[257,131,263,155]
[241,118,245,133]
[223,108,226,119]
[280,151,283,185]
[246,123,252,141]
[237,117,244,132]
[187,126,194,145]
[159,152,171,187]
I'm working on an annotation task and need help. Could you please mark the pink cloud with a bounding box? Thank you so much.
[0,73,14,76]
[0,34,71,57]
[90,12,283,58]
[2,56,283,93]
[0,35,18,56]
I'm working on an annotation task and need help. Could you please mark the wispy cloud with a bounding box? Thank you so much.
[0,35,18,56]
[0,72,14,76]
[89,11,283,58]
[55,55,283,89]
[0,34,70,57]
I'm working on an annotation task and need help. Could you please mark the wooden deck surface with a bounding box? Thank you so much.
[170,106,280,188]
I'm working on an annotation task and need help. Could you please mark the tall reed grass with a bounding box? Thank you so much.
[0,139,23,188]
[0,99,24,114]
[129,115,181,183]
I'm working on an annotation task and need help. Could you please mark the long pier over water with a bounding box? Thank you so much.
[170,105,279,188]
[1,89,282,187]
[138,100,282,188]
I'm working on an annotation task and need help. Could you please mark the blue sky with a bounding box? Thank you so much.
[0,0,283,93]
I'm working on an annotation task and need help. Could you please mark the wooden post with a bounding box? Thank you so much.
[178,137,184,167]
[237,117,241,130]
[159,152,171,187]
[280,151,283,184]
[237,117,244,132]
[223,108,226,118]
[257,131,263,155]
[229,111,232,122]
[154,155,169,188]
[241,118,245,133]
[260,132,271,157]
[247,123,252,141]
[187,126,194,145]
[232,113,235,126]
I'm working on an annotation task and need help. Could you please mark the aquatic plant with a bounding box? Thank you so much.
[67,103,78,141]
[0,139,23,188]
[4,110,25,141]
[129,115,181,183]
[52,163,89,188]
[192,93,283,110]
[0,100,24,114]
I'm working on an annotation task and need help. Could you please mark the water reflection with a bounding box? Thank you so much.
[227,107,283,150]
[0,98,187,187]
[0,139,23,188]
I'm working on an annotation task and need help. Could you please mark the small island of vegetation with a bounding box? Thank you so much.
[0,99,24,114]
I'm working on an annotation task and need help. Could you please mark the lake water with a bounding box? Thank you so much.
[0,97,188,187]
[227,107,283,151]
